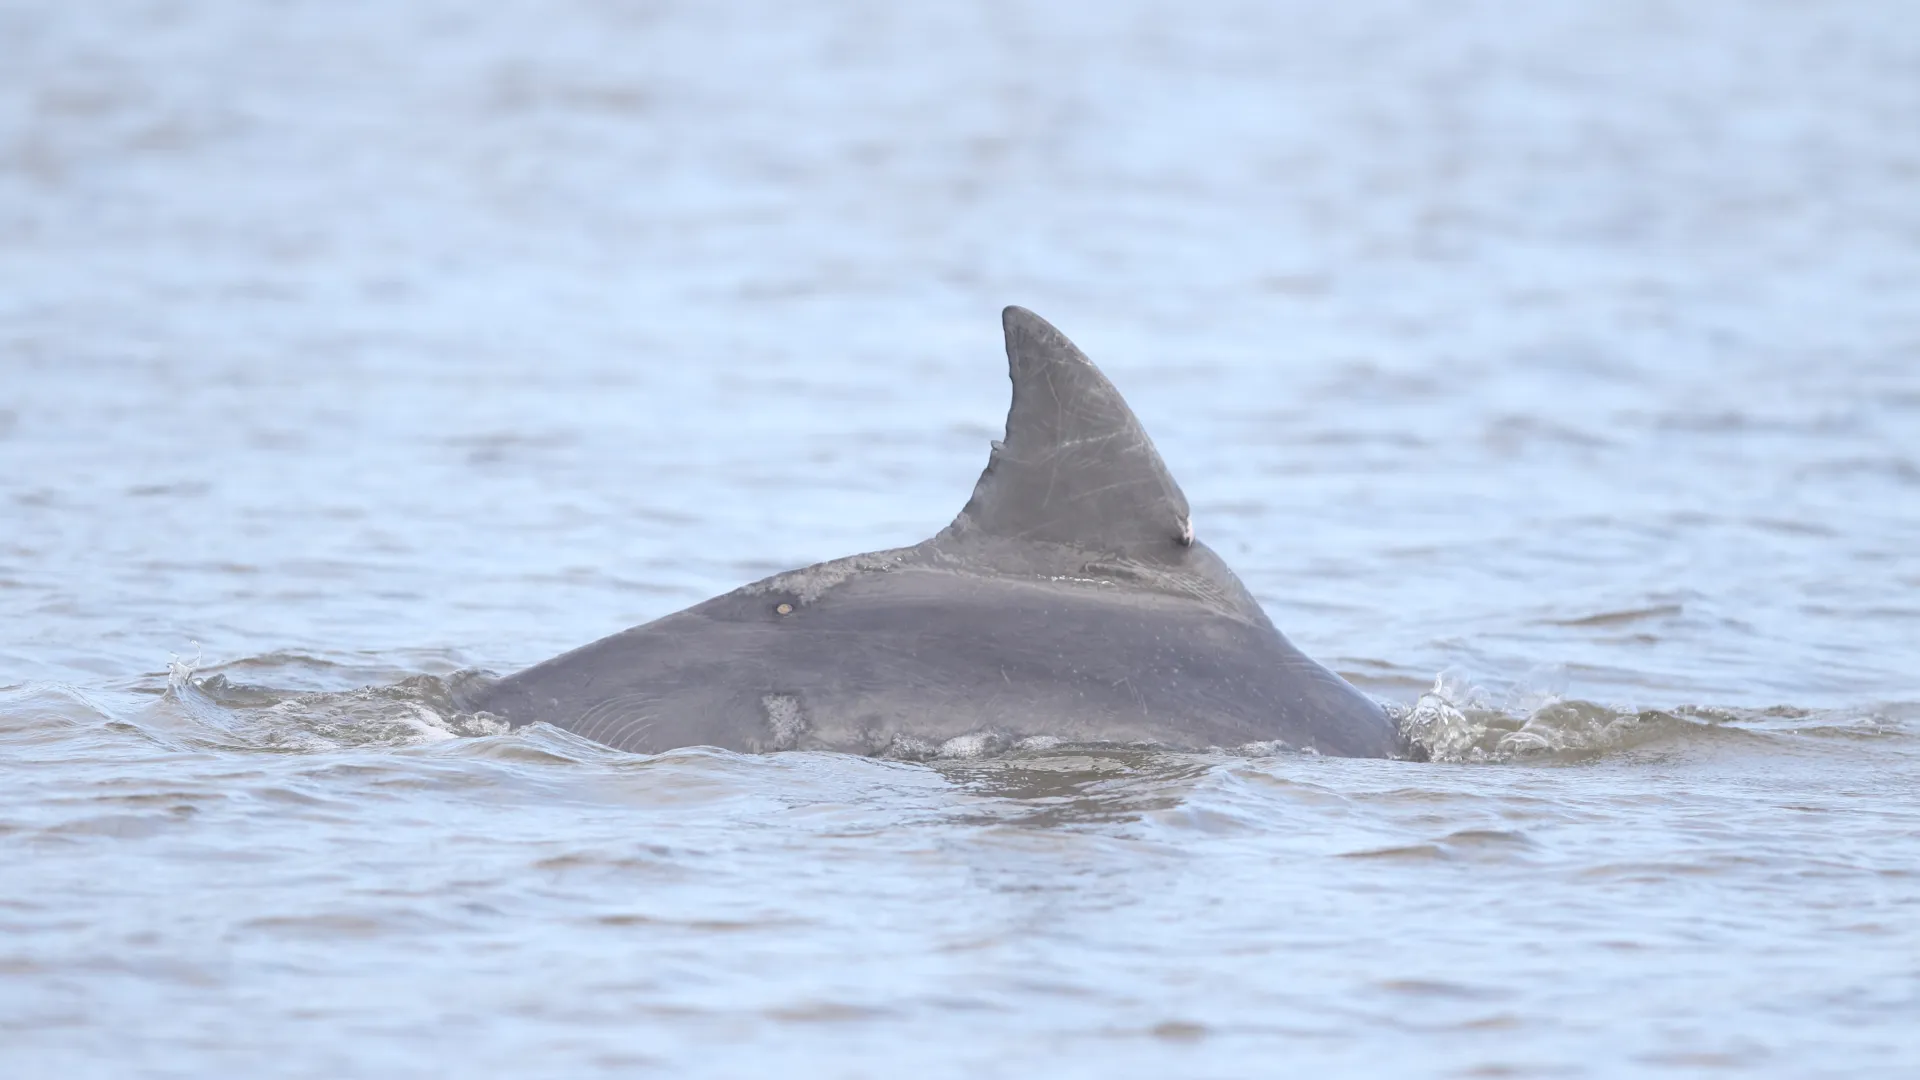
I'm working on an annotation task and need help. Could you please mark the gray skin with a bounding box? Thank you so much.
[460,307,1400,758]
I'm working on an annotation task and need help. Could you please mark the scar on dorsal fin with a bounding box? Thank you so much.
[943,306,1193,556]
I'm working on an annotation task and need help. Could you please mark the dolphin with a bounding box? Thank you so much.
[461,307,1399,758]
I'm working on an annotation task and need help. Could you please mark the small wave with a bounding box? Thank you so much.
[1395,669,1913,763]
[0,683,120,744]
[153,663,507,753]
[941,747,1222,827]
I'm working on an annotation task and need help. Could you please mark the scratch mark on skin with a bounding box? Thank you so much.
[1065,478,1147,501]
[576,692,660,749]
[1056,432,1127,448]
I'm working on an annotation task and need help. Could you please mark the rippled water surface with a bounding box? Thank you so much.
[4,1,1918,1075]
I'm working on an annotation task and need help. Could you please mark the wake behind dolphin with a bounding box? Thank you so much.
[462,308,1399,758]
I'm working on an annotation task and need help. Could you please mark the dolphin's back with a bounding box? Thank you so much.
[465,562,1396,757]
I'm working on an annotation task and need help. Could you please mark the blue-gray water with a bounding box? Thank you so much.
[4,2,1918,1076]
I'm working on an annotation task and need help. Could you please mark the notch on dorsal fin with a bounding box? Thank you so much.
[943,306,1193,557]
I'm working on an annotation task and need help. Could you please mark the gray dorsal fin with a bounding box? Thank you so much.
[944,306,1193,556]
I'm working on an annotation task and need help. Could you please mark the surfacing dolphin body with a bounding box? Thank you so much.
[463,307,1399,758]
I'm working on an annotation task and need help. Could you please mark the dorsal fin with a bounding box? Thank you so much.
[944,306,1192,556]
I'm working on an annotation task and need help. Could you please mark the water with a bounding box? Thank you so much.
[4,1,1918,1075]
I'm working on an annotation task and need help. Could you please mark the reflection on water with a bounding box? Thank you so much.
[4,0,1919,1075]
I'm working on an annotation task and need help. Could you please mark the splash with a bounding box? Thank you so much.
[1395,666,1717,763]
[166,642,203,690]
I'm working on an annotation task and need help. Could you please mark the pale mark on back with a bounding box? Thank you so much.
[743,547,917,605]
[761,693,807,750]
